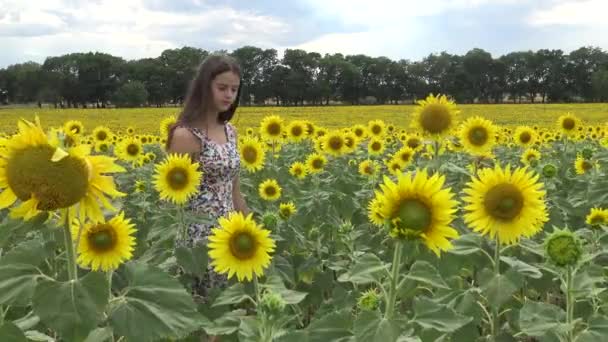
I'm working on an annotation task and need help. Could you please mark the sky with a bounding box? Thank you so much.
[1,0,608,68]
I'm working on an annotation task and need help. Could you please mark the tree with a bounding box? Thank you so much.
[591,68,608,102]
[111,81,148,107]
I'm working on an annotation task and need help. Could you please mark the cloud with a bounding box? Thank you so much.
[527,0,608,27]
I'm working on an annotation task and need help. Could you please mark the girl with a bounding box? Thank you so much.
[166,54,251,306]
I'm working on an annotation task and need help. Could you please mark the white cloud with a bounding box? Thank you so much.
[528,0,608,27]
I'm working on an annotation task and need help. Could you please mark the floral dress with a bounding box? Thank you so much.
[176,121,240,301]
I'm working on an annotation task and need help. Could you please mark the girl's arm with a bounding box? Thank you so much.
[232,174,251,216]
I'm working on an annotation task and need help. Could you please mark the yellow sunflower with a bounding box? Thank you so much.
[208,212,276,282]
[521,148,541,166]
[405,134,423,151]
[94,141,110,154]
[586,208,608,227]
[92,126,112,143]
[323,130,346,156]
[359,159,380,177]
[411,94,459,138]
[64,120,84,135]
[574,155,597,175]
[367,120,386,137]
[72,211,136,272]
[513,126,537,147]
[368,138,385,156]
[279,202,297,219]
[289,161,308,179]
[160,115,177,138]
[258,179,281,201]
[260,115,284,141]
[153,153,202,205]
[459,116,497,155]
[558,113,581,137]
[393,146,416,167]
[385,158,406,176]
[286,120,308,142]
[0,118,125,222]
[352,124,368,139]
[372,169,459,256]
[239,137,265,172]
[463,165,548,245]
[306,153,326,174]
[367,196,385,227]
[115,137,143,163]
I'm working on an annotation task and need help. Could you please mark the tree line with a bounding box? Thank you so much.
[1,45,608,108]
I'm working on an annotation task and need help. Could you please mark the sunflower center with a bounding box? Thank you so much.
[166,168,188,190]
[127,144,140,156]
[264,186,277,196]
[70,125,81,134]
[469,127,488,146]
[589,215,604,225]
[345,137,354,148]
[419,104,451,134]
[407,139,421,149]
[400,152,412,163]
[397,199,432,233]
[267,123,281,136]
[371,125,381,135]
[294,167,302,175]
[96,131,108,141]
[242,146,258,163]
[371,142,381,151]
[312,159,323,169]
[484,183,524,220]
[582,160,593,171]
[229,232,257,260]
[88,224,117,252]
[562,118,575,130]
[519,132,531,144]
[391,162,401,171]
[291,126,303,137]
[329,137,343,151]
[355,128,363,137]
[364,165,373,174]
[7,145,89,210]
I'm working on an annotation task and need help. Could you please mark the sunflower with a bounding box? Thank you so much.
[358,159,380,177]
[208,212,275,282]
[286,120,307,142]
[92,126,112,143]
[153,153,202,205]
[367,196,385,227]
[0,118,125,222]
[306,153,326,174]
[393,146,415,166]
[260,115,284,141]
[574,155,597,175]
[586,208,608,227]
[343,131,358,154]
[367,120,386,137]
[279,202,297,219]
[115,137,143,163]
[289,161,308,179]
[385,158,406,176]
[372,169,459,256]
[94,141,110,154]
[239,137,265,172]
[558,113,581,137]
[134,180,146,193]
[72,211,136,272]
[160,115,177,138]
[259,179,281,201]
[368,138,385,156]
[323,130,346,156]
[405,134,423,151]
[352,124,368,139]
[126,126,135,136]
[64,120,84,135]
[463,165,548,245]
[459,116,497,155]
[513,126,537,147]
[521,148,541,166]
[410,94,459,138]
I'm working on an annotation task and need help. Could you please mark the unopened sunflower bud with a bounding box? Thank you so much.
[542,164,557,178]
[581,147,594,159]
[357,288,380,311]
[544,229,582,267]
[260,291,286,316]
[262,211,279,230]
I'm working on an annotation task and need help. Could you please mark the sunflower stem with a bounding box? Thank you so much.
[63,210,78,281]
[384,242,403,320]
[108,270,114,299]
[253,274,261,306]
[491,234,501,341]
[177,205,187,243]
[566,265,574,342]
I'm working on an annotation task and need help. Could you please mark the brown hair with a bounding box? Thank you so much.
[166,54,241,150]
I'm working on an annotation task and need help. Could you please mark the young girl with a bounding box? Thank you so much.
[166,54,251,304]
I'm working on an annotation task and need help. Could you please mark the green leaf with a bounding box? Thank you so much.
[108,262,204,341]
[482,271,522,309]
[0,239,54,267]
[33,271,109,341]
[354,310,400,342]
[263,274,308,305]
[337,253,388,285]
[204,309,247,336]
[83,327,114,342]
[404,261,449,289]
[0,263,41,306]
[0,322,27,342]
[575,315,608,342]
[174,241,208,278]
[519,301,566,337]
[412,297,473,333]
[306,309,352,341]
[448,234,482,255]
[24,330,55,341]
[500,256,542,279]
[212,283,254,307]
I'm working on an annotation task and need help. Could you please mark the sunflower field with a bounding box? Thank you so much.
[0,95,608,341]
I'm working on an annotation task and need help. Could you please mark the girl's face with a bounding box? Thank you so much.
[210,71,240,112]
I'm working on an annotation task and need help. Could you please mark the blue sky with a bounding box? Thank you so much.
[1,0,607,68]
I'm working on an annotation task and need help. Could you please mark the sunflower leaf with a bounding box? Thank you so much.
[354,310,401,342]
[212,283,254,307]
[518,301,567,337]
[337,253,388,285]
[412,297,473,333]
[32,271,109,341]
[404,260,450,289]
[0,322,27,342]
[174,241,208,278]
[108,261,203,341]
[0,263,42,306]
